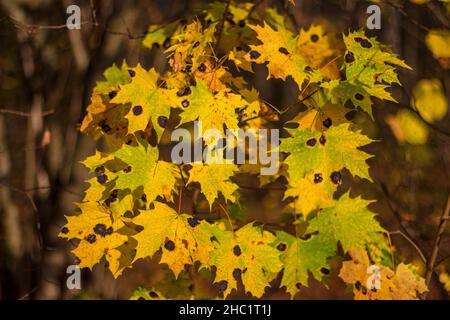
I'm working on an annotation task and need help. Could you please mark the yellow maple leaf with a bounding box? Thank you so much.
[178,78,246,145]
[111,64,180,139]
[285,174,335,217]
[60,202,129,273]
[246,22,309,89]
[339,249,427,300]
[187,163,239,209]
[132,202,215,277]
[210,224,282,298]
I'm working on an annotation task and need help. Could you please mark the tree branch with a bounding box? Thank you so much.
[424,192,450,298]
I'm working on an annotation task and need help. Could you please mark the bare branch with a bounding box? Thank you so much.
[424,192,450,297]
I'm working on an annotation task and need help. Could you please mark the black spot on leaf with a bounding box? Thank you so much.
[249,50,261,60]
[355,93,364,101]
[277,243,287,251]
[97,174,108,184]
[319,135,326,145]
[123,166,132,173]
[181,100,190,108]
[177,87,192,97]
[128,69,136,77]
[330,171,342,184]
[124,210,134,218]
[314,173,323,184]
[157,116,168,128]
[360,39,372,48]
[233,245,242,256]
[61,227,69,234]
[95,166,105,174]
[198,63,206,72]
[320,267,330,275]
[322,118,332,128]
[108,91,117,100]
[233,268,241,280]
[278,47,289,55]
[187,217,200,228]
[306,138,317,147]
[86,234,96,244]
[133,105,143,115]
[94,224,107,237]
[310,34,319,42]
[345,52,355,63]
[218,280,228,293]
[164,240,175,251]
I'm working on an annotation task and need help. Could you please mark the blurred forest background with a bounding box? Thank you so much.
[0,0,449,300]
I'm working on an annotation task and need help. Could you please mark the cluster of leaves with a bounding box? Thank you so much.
[61,1,428,299]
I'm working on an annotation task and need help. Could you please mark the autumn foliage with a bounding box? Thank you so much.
[58,1,447,300]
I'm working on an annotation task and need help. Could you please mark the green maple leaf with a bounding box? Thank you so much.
[307,192,385,253]
[142,21,179,49]
[132,202,215,277]
[323,30,411,117]
[209,224,282,298]
[280,123,374,182]
[275,231,335,297]
[111,64,180,138]
[111,138,178,202]
[94,61,132,95]
[187,162,239,209]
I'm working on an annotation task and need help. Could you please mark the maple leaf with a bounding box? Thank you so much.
[94,61,132,95]
[209,223,282,298]
[111,64,180,138]
[201,2,254,52]
[324,30,411,117]
[130,287,166,300]
[187,162,239,209]
[284,174,335,217]
[177,78,246,144]
[339,249,427,300]
[80,93,129,139]
[142,21,179,49]
[110,138,178,203]
[246,22,309,89]
[307,193,385,252]
[59,202,129,274]
[166,20,217,71]
[296,25,341,79]
[275,231,335,297]
[291,88,349,131]
[280,123,374,182]
[132,202,215,277]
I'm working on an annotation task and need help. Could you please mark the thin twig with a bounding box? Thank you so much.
[424,192,450,297]
[379,181,428,263]
[390,230,427,263]
[214,0,232,53]
[0,108,54,117]
[89,0,99,26]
